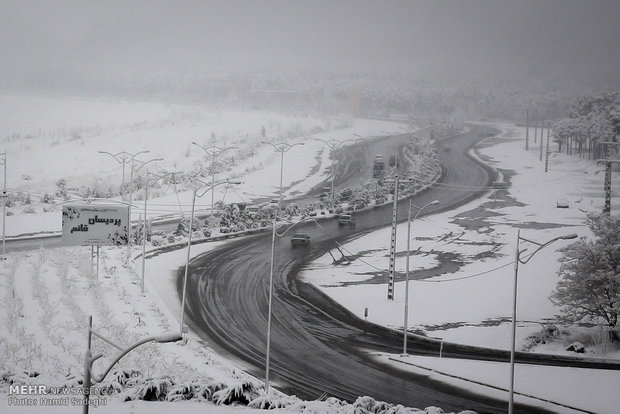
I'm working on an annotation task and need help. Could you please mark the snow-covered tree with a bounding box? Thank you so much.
[551,213,620,341]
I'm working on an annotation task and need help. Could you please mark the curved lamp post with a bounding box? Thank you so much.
[508,231,577,414]
[262,141,304,208]
[402,199,439,356]
[83,315,181,414]
[265,216,314,392]
[191,143,237,217]
[314,138,354,201]
[179,178,240,333]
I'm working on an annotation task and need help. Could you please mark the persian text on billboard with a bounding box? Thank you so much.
[62,204,128,246]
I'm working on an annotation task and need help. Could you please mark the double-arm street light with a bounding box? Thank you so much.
[262,141,304,208]
[98,150,149,202]
[82,315,181,414]
[314,138,354,201]
[402,199,439,356]
[128,157,163,249]
[140,171,176,294]
[179,178,240,333]
[508,231,578,414]
[98,150,152,259]
[191,143,237,217]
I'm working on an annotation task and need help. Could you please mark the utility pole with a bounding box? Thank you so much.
[597,141,620,215]
[539,118,544,162]
[385,176,413,300]
[545,124,551,173]
[387,177,399,300]
[525,109,529,151]
[533,112,538,144]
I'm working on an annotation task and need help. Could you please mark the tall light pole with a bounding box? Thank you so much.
[384,176,413,300]
[98,150,149,255]
[508,231,577,414]
[191,143,236,217]
[402,199,439,356]
[314,138,353,201]
[262,141,305,208]
[82,315,181,414]
[264,215,312,393]
[179,179,240,334]
[0,151,6,258]
[128,157,162,249]
[140,171,175,294]
[98,150,149,202]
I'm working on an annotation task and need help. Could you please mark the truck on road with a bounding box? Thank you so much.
[373,154,385,178]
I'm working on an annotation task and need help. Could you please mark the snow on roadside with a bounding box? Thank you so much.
[374,354,618,414]
[1,94,404,236]
[300,122,620,413]
[1,95,479,413]
[302,122,620,353]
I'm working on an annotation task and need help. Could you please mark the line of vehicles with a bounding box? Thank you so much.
[291,152,393,249]
[290,212,357,249]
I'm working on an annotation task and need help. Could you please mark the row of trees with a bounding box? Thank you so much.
[551,92,620,159]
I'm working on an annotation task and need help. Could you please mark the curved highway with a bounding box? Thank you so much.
[181,125,564,413]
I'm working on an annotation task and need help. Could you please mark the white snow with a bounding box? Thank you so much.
[3,95,467,414]
[301,122,620,412]
[2,95,619,414]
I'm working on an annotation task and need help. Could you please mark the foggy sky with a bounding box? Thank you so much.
[2,0,620,87]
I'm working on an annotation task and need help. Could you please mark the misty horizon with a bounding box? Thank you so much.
[1,0,619,106]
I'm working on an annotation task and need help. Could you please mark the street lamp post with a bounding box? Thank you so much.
[98,150,150,257]
[140,171,175,294]
[98,150,149,202]
[0,151,6,258]
[264,216,312,392]
[402,199,439,356]
[191,143,236,217]
[508,231,578,414]
[262,141,304,208]
[179,179,240,334]
[315,138,353,201]
[82,315,181,414]
[128,157,163,250]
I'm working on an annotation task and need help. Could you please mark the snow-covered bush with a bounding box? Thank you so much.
[212,378,263,405]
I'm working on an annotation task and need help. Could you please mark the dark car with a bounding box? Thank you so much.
[338,214,356,228]
[290,233,311,248]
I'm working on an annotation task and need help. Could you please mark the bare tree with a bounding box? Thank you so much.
[551,213,620,341]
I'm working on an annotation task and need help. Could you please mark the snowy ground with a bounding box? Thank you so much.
[0,94,402,236]
[2,95,619,413]
[1,95,462,414]
[301,122,620,413]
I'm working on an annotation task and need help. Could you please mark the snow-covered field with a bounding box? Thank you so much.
[301,123,620,413]
[1,95,463,414]
[1,95,619,413]
[0,94,400,236]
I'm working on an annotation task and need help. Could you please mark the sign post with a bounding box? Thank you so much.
[62,204,129,280]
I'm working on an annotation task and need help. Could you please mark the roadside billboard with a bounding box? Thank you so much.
[61,204,128,246]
